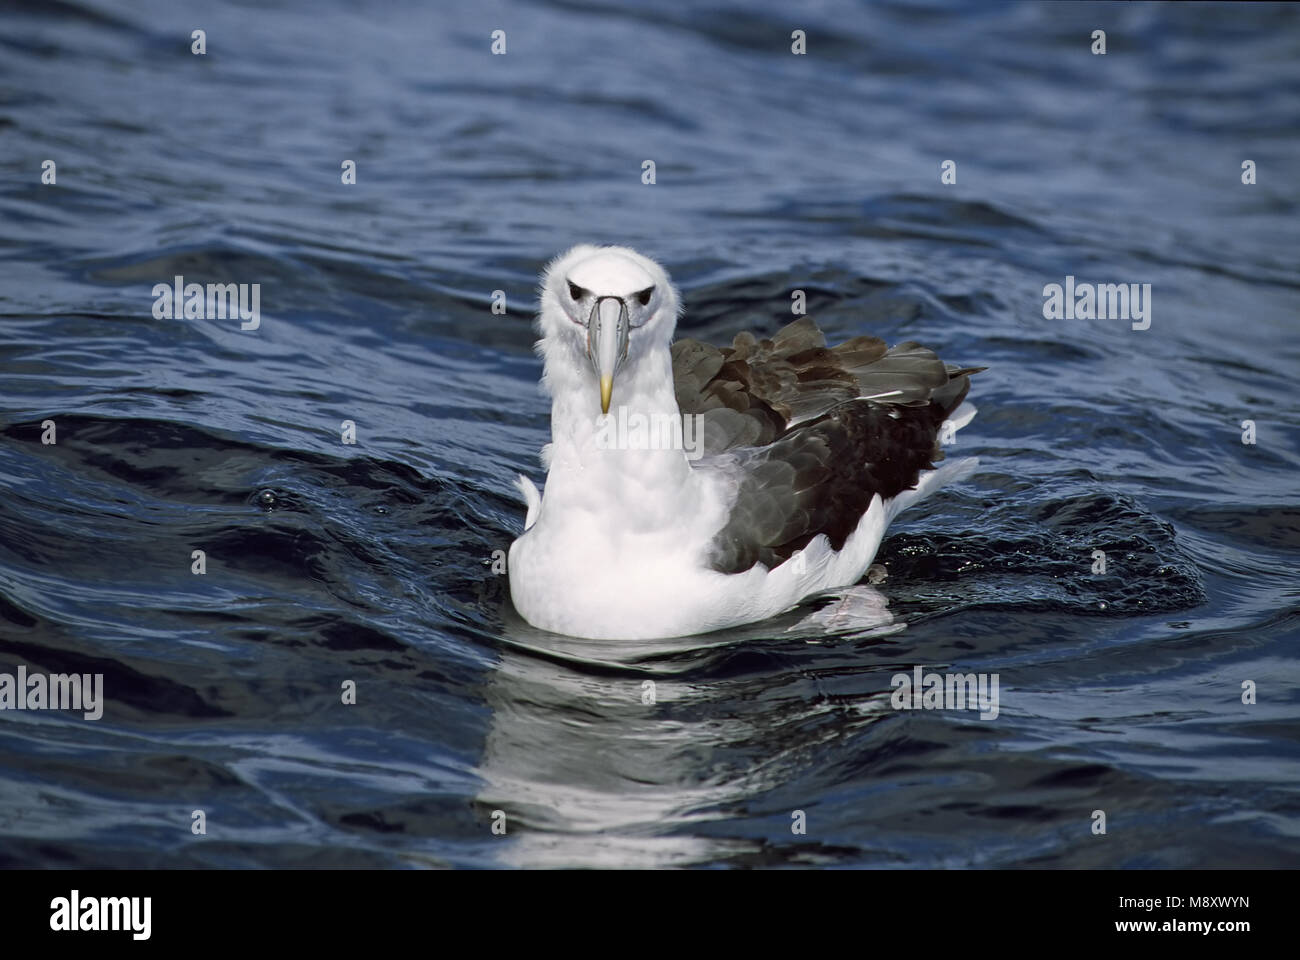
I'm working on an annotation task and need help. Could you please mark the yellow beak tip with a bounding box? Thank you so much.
[599,375,613,414]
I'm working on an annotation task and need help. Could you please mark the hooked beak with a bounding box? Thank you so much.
[587,296,629,414]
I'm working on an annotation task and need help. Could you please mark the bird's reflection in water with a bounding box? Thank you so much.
[475,586,901,867]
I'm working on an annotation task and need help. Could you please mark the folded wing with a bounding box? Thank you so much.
[672,317,981,574]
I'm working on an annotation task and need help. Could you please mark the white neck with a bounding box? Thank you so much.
[539,337,695,521]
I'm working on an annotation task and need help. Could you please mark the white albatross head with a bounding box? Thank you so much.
[538,244,680,414]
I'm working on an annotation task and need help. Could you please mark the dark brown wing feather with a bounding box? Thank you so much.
[671,317,982,575]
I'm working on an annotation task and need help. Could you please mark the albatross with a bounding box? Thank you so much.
[508,245,983,641]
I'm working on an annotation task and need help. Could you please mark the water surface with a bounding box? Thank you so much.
[1,0,1298,867]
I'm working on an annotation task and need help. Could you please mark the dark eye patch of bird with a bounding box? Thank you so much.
[635,286,654,307]
[568,280,588,301]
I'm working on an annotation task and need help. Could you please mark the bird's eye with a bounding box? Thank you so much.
[634,286,654,306]
[567,281,587,301]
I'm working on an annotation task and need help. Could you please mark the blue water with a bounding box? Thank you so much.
[1,0,1298,867]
